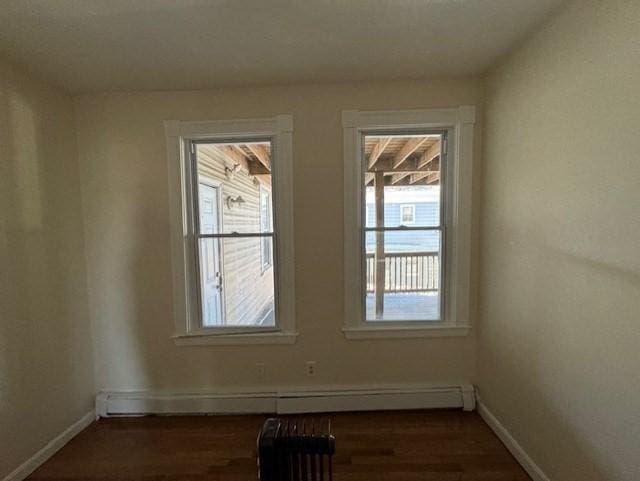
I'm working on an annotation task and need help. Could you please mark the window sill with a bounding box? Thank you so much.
[342,324,471,340]
[173,331,298,346]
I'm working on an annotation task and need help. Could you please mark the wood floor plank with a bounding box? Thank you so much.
[26,410,530,481]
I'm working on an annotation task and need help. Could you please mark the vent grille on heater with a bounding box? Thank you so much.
[258,418,335,481]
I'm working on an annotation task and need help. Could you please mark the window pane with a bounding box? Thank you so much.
[364,134,442,228]
[196,141,273,234]
[199,236,275,327]
[198,237,223,327]
[365,230,441,321]
[261,236,273,271]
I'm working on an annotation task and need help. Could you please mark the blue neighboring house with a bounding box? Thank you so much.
[365,186,440,253]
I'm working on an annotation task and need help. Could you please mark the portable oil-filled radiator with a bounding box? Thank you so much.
[258,418,335,481]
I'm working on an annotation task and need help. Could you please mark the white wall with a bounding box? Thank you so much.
[0,58,93,479]
[479,1,640,480]
[73,79,483,393]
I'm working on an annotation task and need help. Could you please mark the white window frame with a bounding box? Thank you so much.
[260,185,273,272]
[342,107,475,339]
[399,204,416,225]
[165,115,297,346]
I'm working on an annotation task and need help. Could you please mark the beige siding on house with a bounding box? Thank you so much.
[197,144,274,326]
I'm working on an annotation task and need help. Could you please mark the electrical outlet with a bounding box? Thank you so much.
[255,362,266,378]
[305,361,317,377]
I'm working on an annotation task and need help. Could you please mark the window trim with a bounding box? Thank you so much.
[165,116,297,346]
[342,107,475,339]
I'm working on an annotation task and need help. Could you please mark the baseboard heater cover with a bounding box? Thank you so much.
[96,384,476,417]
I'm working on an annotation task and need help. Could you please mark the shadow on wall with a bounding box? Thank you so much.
[0,74,92,477]
[479,221,639,480]
[479,331,611,481]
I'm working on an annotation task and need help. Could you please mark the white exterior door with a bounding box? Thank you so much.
[198,183,223,326]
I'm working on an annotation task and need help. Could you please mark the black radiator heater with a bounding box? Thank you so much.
[258,418,335,481]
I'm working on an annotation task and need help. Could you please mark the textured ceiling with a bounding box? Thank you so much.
[0,0,565,93]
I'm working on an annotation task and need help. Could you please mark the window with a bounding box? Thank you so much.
[364,133,443,323]
[343,107,475,339]
[260,186,273,271]
[165,116,296,345]
[400,204,416,225]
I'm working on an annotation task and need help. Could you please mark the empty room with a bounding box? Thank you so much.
[1,1,638,480]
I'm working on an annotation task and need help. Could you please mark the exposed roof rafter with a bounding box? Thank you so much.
[417,139,440,169]
[392,137,428,169]
[245,143,271,171]
[368,137,392,169]
[390,172,411,185]
[427,172,440,185]
[218,145,248,168]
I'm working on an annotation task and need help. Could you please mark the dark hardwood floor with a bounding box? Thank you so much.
[27,410,530,481]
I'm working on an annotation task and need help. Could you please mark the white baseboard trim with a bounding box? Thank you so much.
[477,401,550,481]
[277,386,468,414]
[2,410,95,481]
[100,391,276,416]
[97,384,476,417]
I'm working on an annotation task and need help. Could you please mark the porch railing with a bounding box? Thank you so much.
[366,251,439,293]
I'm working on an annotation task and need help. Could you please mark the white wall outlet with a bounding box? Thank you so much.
[255,362,266,378]
[305,361,317,376]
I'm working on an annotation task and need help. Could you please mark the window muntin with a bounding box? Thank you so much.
[193,140,276,328]
[362,132,445,322]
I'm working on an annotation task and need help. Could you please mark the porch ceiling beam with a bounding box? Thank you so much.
[231,144,249,158]
[392,137,427,169]
[246,143,271,171]
[410,170,440,184]
[410,172,431,184]
[219,146,250,171]
[427,172,441,185]
[249,163,270,175]
[417,139,440,169]
[390,172,411,184]
[392,167,441,185]
[369,157,436,173]
[368,137,391,169]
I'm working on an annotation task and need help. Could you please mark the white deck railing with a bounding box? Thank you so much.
[366,251,439,293]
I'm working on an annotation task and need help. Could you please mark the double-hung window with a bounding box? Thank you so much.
[165,116,296,345]
[343,107,475,338]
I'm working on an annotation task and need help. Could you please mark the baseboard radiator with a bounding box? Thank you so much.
[258,418,335,481]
